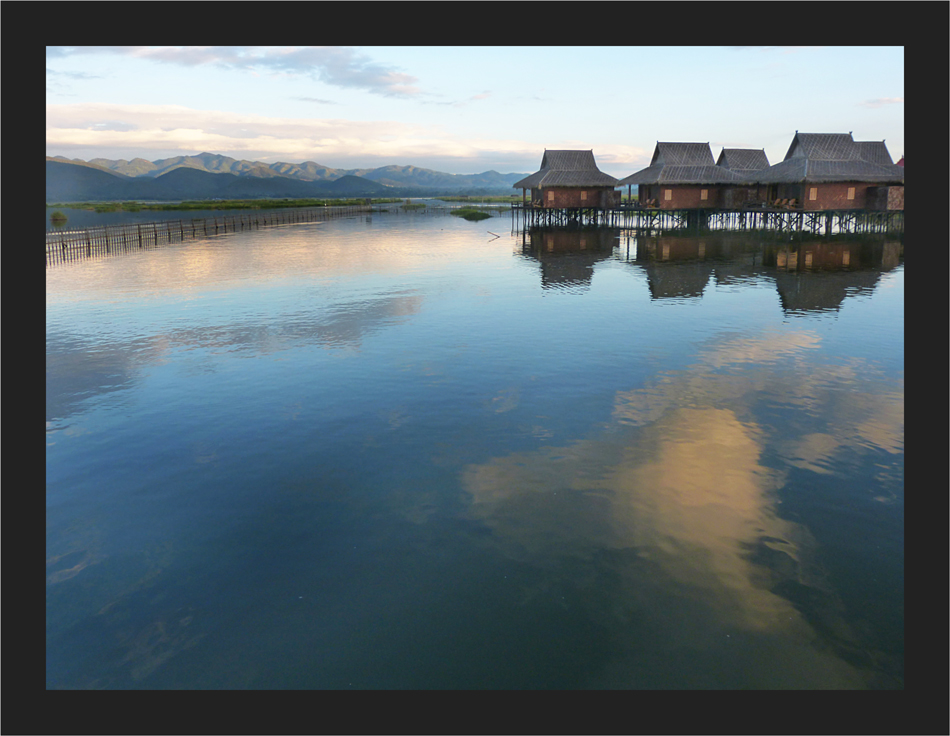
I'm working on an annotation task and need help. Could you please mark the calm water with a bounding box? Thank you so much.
[46,211,904,689]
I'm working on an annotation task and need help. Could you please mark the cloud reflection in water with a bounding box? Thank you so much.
[463,327,902,688]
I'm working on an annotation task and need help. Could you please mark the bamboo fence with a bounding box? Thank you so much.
[46,204,370,265]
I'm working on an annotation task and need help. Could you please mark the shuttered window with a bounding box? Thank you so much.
[581,190,587,201]
[664,190,672,201]
[847,187,855,200]
[700,189,708,201]
[809,187,818,201]
[548,191,554,202]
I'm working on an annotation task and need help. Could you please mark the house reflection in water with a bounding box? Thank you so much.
[519,227,621,292]
[617,231,901,313]
[632,234,719,301]
[765,240,902,315]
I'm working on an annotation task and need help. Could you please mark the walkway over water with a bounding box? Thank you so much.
[511,203,904,236]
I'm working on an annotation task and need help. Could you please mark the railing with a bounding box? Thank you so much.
[46,204,370,265]
[511,204,903,236]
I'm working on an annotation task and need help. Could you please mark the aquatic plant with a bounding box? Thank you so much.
[450,207,492,221]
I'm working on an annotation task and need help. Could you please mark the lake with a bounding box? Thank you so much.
[46,209,903,689]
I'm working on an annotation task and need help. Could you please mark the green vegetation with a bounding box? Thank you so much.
[46,197,403,212]
[450,207,493,222]
[440,195,520,203]
[401,200,427,210]
[49,210,68,225]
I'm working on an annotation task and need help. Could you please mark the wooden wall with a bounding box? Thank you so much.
[640,185,723,210]
[867,186,904,211]
[536,187,620,208]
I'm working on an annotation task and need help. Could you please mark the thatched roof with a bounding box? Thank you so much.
[513,150,618,189]
[618,143,750,186]
[854,141,894,166]
[652,142,715,166]
[716,148,770,175]
[757,133,904,184]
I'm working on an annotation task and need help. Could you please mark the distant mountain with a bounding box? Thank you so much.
[49,152,529,196]
[46,160,153,201]
[325,175,391,195]
[46,159,393,202]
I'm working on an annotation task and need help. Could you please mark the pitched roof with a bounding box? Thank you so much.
[653,142,715,166]
[787,133,856,161]
[513,149,618,189]
[855,141,894,166]
[618,143,748,186]
[757,133,904,184]
[716,148,770,174]
[896,156,904,167]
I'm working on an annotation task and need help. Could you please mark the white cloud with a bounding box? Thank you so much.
[45,103,547,169]
[46,46,421,98]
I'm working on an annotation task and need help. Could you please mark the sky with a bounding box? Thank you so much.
[46,46,904,178]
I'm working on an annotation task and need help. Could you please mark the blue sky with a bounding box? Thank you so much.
[46,46,904,177]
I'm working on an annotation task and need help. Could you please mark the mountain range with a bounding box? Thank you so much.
[46,152,530,202]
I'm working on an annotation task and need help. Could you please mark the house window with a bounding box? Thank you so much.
[548,191,554,202]
[809,187,818,201]
[700,189,708,201]
[847,187,856,200]
[664,189,672,201]
[581,190,587,201]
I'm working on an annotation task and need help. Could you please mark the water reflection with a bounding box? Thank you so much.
[518,228,620,292]
[47,214,902,689]
[619,232,901,312]
[517,229,902,312]
[46,290,423,426]
[463,328,903,688]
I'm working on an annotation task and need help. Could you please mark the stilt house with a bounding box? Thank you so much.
[755,133,904,211]
[513,150,620,208]
[715,149,770,208]
[616,143,745,209]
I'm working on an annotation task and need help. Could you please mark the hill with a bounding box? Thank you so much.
[46,160,154,201]
[47,160,395,202]
[48,152,529,196]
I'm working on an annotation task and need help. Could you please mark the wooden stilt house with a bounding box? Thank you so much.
[715,149,770,208]
[755,133,904,211]
[616,142,745,209]
[513,150,620,208]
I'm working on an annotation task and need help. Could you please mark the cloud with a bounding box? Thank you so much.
[46,46,421,98]
[87,120,139,132]
[293,97,337,105]
[859,97,904,108]
[46,67,101,81]
[45,102,547,169]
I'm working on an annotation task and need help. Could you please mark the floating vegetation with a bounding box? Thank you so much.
[450,207,493,221]
[49,210,68,227]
